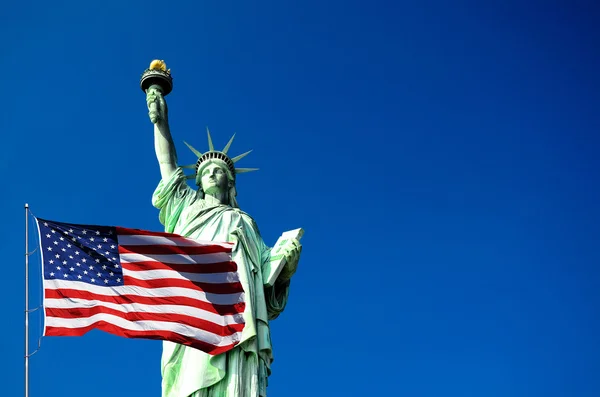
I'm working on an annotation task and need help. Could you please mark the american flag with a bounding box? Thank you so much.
[35,217,245,355]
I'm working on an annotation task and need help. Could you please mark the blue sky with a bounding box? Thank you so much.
[2,1,599,396]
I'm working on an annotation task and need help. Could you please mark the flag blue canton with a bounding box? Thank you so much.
[38,219,124,286]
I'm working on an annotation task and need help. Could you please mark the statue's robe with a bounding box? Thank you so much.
[153,168,290,397]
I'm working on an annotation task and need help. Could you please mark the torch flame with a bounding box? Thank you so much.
[149,60,169,73]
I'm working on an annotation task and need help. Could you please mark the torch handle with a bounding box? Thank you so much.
[147,84,164,124]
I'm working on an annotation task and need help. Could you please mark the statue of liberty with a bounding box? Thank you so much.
[143,61,302,397]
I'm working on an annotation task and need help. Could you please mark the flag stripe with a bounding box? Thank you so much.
[120,260,238,274]
[120,244,232,256]
[44,297,244,325]
[123,268,240,284]
[44,279,243,305]
[116,227,234,249]
[45,306,245,337]
[118,233,233,249]
[120,252,233,265]
[44,312,242,345]
[123,275,243,295]
[44,288,245,315]
[115,227,191,237]
[44,322,239,356]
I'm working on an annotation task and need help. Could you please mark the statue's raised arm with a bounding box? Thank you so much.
[141,60,177,181]
[147,88,177,180]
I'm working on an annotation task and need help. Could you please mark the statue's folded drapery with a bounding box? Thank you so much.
[153,168,290,397]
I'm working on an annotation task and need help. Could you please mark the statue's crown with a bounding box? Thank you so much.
[182,128,258,182]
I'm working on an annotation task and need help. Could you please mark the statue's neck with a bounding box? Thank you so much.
[203,191,228,206]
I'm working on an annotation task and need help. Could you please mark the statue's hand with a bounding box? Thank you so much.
[276,238,302,284]
[146,87,168,125]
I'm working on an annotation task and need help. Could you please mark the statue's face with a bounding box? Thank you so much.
[200,162,229,194]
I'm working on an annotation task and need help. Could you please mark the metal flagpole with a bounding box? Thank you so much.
[24,203,29,397]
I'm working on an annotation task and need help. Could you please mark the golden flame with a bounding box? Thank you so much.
[149,59,168,72]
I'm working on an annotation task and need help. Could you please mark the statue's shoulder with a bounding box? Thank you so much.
[231,207,255,221]
[234,208,264,237]
[222,207,258,229]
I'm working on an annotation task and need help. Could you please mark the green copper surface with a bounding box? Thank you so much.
[145,81,301,397]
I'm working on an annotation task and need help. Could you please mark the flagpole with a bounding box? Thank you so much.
[24,203,29,397]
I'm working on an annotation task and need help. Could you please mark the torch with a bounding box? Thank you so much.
[140,60,173,123]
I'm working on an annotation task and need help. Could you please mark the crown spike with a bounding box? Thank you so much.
[235,168,259,174]
[183,141,203,158]
[181,164,196,169]
[206,127,215,151]
[222,133,236,154]
[232,150,252,163]
[185,173,197,180]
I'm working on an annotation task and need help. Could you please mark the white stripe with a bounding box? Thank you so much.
[118,234,233,249]
[45,313,242,347]
[119,252,232,265]
[45,298,244,325]
[44,279,244,306]
[124,268,240,284]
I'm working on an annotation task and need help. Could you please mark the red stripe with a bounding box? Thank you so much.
[124,275,244,294]
[45,288,245,316]
[45,322,239,356]
[115,227,188,237]
[116,227,233,247]
[119,244,232,255]
[46,306,244,337]
[121,260,238,274]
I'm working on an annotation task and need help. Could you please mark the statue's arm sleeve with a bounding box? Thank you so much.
[261,239,291,320]
[151,167,195,233]
[237,215,291,320]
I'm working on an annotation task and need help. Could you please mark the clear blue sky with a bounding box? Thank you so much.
[2,1,599,396]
